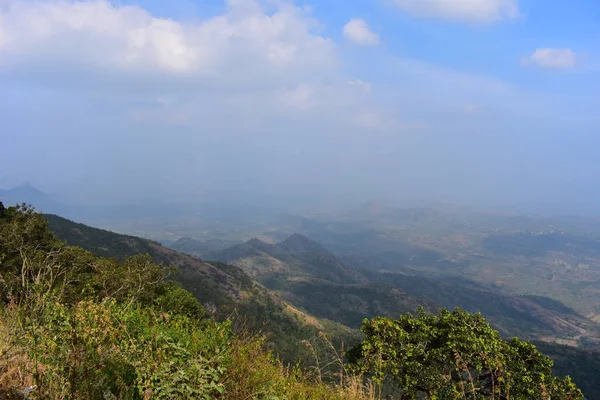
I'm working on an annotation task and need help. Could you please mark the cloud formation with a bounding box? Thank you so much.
[0,0,379,129]
[2,0,597,208]
[343,18,380,46]
[0,0,336,87]
[525,48,578,69]
[391,0,519,23]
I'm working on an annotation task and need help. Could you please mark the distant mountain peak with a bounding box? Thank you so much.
[6,182,48,195]
[0,183,56,210]
[172,237,200,246]
[246,237,269,247]
[281,233,312,246]
[278,233,330,255]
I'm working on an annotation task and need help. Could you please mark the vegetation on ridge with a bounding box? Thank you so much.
[0,202,586,398]
[43,212,360,365]
[349,309,582,399]
[0,203,373,399]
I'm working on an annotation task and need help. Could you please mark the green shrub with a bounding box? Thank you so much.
[348,307,583,399]
[2,299,229,399]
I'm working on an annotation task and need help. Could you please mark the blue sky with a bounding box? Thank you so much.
[1,0,599,211]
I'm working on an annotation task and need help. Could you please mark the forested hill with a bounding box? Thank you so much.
[206,232,599,343]
[43,213,358,363]
[207,233,369,284]
[40,211,600,398]
[44,214,257,314]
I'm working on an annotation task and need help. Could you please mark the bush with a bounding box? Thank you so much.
[0,204,373,400]
[348,307,583,399]
[1,299,229,399]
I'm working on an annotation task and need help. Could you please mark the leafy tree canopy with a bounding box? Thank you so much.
[348,308,583,399]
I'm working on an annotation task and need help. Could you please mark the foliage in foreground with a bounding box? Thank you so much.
[348,308,583,399]
[43,212,360,367]
[0,202,586,399]
[0,299,374,400]
[0,202,373,399]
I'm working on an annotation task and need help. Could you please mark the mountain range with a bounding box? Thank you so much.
[7,185,599,344]
[4,186,600,397]
[44,213,357,363]
[196,233,599,342]
[39,211,600,398]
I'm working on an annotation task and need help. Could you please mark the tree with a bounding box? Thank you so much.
[0,203,63,303]
[347,307,583,399]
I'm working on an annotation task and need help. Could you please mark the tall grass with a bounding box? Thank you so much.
[0,300,375,400]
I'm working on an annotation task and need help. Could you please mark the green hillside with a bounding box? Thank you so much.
[1,203,375,400]
[208,234,368,284]
[0,203,594,398]
[169,237,240,258]
[209,233,599,345]
[44,213,358,364]
[20,207,594,398]
[365,271,599,342]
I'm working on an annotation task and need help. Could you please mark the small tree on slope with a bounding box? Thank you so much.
[348,307,583,399]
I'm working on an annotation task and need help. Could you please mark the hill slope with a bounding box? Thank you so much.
[44,214,358,363]
[45,214,246,306]
[211,231,600,345]
[42,212,600,397]
[169,237,240,258]
[208,234,443,327]
[209,233,368,285]
[534,341,600,400]
[365,271,598,343]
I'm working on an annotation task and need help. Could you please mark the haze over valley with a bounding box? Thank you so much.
[7,185,600,397]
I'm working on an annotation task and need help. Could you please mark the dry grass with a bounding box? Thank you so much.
[222,332,376,400]
[284,304,324,329]
[0,317,36,398]
[0,308,375,400]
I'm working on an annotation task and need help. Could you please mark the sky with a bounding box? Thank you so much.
[1,0,600,211]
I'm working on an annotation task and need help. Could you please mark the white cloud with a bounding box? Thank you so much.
[0,0,563,141]
[0,0,394,132]
[0,0,336,85]
[526,48,578,69]
[391,0,519,23]
[343,19,380,46]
